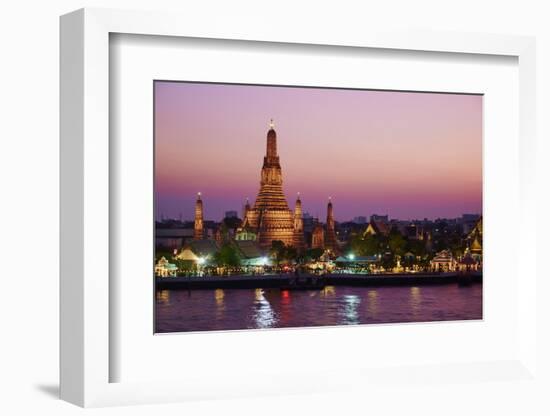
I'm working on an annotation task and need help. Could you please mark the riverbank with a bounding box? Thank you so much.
[156,271,482,290]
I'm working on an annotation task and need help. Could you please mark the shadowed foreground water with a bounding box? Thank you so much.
[155,283,482,333]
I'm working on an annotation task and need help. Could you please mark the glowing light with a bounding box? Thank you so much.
[261,256,269,266]
[215,289,225,308]
[367,290,378,316]
[410,286,422,316]
[197,257,206,265]
[343,294,360,324]
[348,253,355,260]
[253,288,277,328]
[322,285,335,297]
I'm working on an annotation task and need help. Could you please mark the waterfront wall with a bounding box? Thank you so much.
[156,272,482,290]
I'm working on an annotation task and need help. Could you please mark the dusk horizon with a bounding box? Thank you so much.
[155,81,482,222]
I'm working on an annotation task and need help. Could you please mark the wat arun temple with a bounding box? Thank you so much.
[194,120,339,254]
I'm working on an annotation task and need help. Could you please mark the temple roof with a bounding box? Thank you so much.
[188,239,220,257]
[175,248,199,261]
[364,219,390,236]
[431,250,454,262]
[470,236,482,251]
[233,240,264,259]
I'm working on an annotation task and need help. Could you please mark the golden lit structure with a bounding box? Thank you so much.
[194,192,204,240]
[430,249,457,272]
[324,197,339,254]
[469,217,483,256]
[292,193,306,252]
[311,223,325,250]
[242,121,300,249]
[155,256,178,277]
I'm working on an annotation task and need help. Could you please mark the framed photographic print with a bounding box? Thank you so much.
[153,81,483,334]
[60,8,538,408]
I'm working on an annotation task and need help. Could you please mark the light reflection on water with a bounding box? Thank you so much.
[253,289,277,328]
[367,290,378,317]
[342,295,361,325]
[410,286,422,318]
[155,283,482,333]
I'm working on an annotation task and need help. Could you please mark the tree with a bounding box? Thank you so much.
[214,244,241,267]
[269,240,299,264]
[270,240,285,265]
[173,259,195,274]
[284,246,298,263]
[348,233,381,256]
[305,247,324,261]
[388,231,406,256]
[406,239,426,258]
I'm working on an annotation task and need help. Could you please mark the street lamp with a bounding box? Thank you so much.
[197,257,206,277]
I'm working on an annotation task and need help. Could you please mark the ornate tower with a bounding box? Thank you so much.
[242,120,295,249]
[194,192,204,240]
[292,193,306,252]
[242,198,251,224]
[311,223,325,250]
[325,197,339,253]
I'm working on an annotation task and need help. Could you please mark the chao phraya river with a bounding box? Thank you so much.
[155,283,482,333]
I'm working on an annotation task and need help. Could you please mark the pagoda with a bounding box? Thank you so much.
[242,120,297,249]
[324,197,339,254]
[292,193,306,252]
[194,192,204,240]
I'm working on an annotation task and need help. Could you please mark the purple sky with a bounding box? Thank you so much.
[155,81,482,222]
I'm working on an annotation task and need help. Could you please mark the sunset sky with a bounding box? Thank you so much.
[154,81,482,222]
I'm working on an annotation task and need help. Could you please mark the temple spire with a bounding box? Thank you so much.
[243,197,251,223]
[293,193,305,252]
[249,122,294,248]
[325,197,339,254]
[269,118,275,129]
[194,192,204,240]
[265,120,278,161]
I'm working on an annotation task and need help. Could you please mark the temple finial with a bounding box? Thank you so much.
[269,118,275,129]
[197,191,202,199]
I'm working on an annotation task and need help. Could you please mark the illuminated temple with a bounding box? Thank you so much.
[241,120,298,249]
[192,120,339,253]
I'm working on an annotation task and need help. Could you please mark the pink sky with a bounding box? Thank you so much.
[155,82,482,222]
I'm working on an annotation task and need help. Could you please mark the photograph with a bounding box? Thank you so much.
[154,81,483,333]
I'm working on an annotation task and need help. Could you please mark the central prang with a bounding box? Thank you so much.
[241,121,298,249]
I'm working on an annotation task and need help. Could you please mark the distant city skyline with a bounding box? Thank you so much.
[156,209,480,224]
[155,82,482,222]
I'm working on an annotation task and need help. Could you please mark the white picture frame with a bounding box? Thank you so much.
[60,7,537,407]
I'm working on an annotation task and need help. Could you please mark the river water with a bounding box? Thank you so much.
[155,283,482,333]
